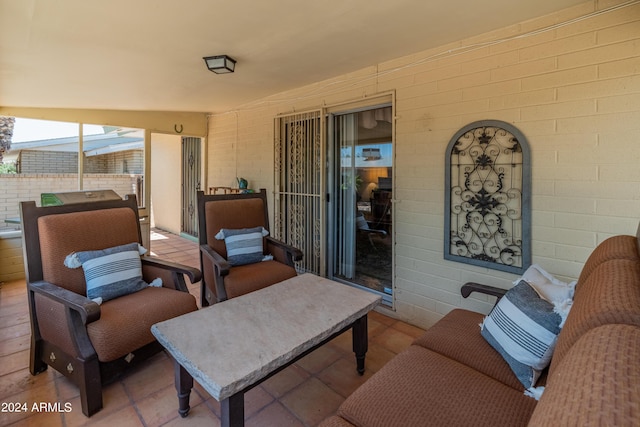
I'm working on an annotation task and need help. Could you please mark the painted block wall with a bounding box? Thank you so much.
[149,133,182,235]
[0,232,23,282]
[207,0,640,329]
[19,150,78,174]
[0,173,140,233]
[0,174,141,281]
[18,149,144,174]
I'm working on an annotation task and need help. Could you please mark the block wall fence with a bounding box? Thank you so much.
[206,0,640,328]
[0,174,141,282]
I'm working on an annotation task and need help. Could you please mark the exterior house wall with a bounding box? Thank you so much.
[19,150,78,173]
[86,150,144,174]
[206,0,640,329]
[19,149,144,174]
[150,133,182,235]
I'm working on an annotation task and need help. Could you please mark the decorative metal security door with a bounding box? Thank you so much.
[275,110,324,274]
[181,137,201,237]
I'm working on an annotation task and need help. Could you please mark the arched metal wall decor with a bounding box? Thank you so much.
[444,120,531,274]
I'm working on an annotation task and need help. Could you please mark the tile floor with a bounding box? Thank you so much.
[0,229,424,426]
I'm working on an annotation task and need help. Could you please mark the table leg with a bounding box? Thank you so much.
[174,362,193,418]
[352,314,368,375]
[221,392,244,427]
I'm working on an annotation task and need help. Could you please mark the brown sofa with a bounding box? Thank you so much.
[321,230,640,427]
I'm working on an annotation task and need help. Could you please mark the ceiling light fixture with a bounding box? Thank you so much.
[203,55,236,74]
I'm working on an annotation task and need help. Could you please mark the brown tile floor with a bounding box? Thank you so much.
[0,229,424,426]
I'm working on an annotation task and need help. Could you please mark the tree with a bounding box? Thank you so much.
[0,116,16,162]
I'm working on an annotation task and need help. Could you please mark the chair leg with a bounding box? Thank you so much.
[79,359,103,417]
[29,338,47,375]
[200,281,212,307]
[367,233,377,249]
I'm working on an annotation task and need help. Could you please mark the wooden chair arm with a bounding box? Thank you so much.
[142,257,202,293]
[461,282,508,300]
[266,236,303,265]
[200,244,230,302]
[142,257,202,284]
[28,280,101,324]
[200,244,231,276]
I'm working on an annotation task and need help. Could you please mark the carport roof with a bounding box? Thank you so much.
[5,132,144,161]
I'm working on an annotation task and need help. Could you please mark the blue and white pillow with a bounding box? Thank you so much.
[64,242,161,304]
[515,264,576,305]
[215,226,272,266]
[481,280,563,390]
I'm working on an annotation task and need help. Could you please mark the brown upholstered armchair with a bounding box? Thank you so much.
[20,195,201,417]
[197,189,303,306]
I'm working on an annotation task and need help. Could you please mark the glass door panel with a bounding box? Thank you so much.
[83,124,145,206]
[329,106,393,300]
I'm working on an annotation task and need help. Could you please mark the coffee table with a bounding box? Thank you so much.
[151,273,381,427]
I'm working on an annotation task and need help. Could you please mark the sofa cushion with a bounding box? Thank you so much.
[577,235,639,285]
[215,226,270,266]
[549,258,640,376]
[481,281,563,389]
[223,260,297,299]
[414,309,529,391]
[204,197,266,259]
[37,207,141,296]
[319,416,357,427]
[336,345,537,427]
[87,286,197,362]
[529,324,640,426]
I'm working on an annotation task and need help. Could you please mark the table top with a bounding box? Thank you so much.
[151,273,381,401]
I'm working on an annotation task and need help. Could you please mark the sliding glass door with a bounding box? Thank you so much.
[332,113,358,279]
[328,105,393,302]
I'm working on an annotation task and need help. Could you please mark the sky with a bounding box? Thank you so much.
[11,118,104,142]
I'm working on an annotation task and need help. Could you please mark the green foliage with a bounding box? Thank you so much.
[0,116,16,162]
[0,162,17,174]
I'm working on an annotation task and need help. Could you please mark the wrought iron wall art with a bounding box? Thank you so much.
[444,120,530,274]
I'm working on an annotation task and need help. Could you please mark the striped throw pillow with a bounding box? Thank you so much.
[65,242,156,303]
[215,226,269,266]
[481,280,563,389]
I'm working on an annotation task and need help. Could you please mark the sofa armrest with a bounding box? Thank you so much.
[29,280,101,325]
[265,236,303,266]
[461,282,508,300]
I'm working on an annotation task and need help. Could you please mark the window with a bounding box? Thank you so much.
[444,120,530,274]
[0,118,145,232]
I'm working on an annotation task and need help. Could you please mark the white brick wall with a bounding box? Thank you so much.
[20,150,78,173]
[207,0,640,329]
[0,232,23,282]
[0,174,140,225]
[19,149,144,174]
[0,174,142,282]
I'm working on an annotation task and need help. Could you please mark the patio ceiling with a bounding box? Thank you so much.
[0,0,585,114]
